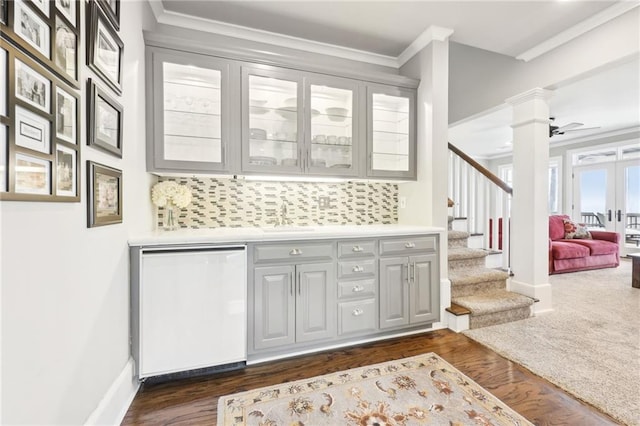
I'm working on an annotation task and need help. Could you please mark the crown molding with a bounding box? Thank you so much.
[149,2,399,68]
[397,26,454,66]
[516,2,640,62]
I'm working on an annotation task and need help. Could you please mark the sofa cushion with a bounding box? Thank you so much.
[551,241,590,259]
[563,219,592,239]
[549,215,570,241]
[568,239,619,256]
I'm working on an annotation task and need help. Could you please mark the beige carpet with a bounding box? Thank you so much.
[217,353,533,425]
[464,259,640,426]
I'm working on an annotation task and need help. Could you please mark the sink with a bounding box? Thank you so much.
[262,226,314,233]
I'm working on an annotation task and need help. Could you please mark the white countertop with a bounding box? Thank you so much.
[129,224,444,246]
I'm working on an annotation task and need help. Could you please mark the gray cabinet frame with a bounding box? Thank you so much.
[366,84,417,180]
[146,46,239,173]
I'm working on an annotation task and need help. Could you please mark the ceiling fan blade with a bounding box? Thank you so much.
[561,126,601,133]
[556,122,584,131]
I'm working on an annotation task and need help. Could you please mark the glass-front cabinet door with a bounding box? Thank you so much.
[367,85,416,179]
[305,77,359,176]
[148,49,230,172]
[242,67,303,173]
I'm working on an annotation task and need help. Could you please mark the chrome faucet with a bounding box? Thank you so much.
[278,203,292,226]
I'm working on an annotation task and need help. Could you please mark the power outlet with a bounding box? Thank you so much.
[318,196,331,209]
[399,196,407,209]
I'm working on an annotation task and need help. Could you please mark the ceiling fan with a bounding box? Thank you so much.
[549,117,600,137]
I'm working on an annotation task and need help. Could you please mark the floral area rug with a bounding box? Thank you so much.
[217,353,532,425]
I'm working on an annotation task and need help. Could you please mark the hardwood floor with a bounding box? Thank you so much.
[122,329,619,425]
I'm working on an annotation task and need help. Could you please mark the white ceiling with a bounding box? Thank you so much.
[156,1,639,158]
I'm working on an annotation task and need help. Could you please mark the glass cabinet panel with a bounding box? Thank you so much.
[308,83,356,174]
[148,47,230,173]
[163,63,222,163]
[368,86,415,179]
[245,71,301,171]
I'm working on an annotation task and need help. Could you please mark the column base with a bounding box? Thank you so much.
[508,279,553,314]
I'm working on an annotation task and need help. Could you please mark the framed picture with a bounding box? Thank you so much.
[15,58,51,113]
[0,124,7,192]
[55,143,76,196]
[15,105,50,153]
[87,1,123,95]
[14,0,51,58]
[0,0,7,26]
[97,0,119,30]
[0,47,6,117]
[55,0,76,27]
[87,79,122,157]
[55,86,76,144]
[53,15,77,81]
[30,0,49,18]
[1,43,80,202]
[87,161,122,227]
[15,153,51,195]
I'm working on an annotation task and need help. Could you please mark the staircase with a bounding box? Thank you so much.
[447,228,534,329]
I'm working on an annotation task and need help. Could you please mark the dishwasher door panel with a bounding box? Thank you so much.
[139,248,246,378]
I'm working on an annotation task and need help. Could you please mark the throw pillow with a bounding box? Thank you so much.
[563,219,592,239]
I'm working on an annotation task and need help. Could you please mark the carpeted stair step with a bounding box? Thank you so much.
[448,247,487,271]
[449,268,509,298]
[452,290,534,329]
[448,230,470,248]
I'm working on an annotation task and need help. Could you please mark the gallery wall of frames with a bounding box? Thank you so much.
[0,0,124,227]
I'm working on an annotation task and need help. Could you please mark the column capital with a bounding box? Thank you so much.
[506,88,554,106]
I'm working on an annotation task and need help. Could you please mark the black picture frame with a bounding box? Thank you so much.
[87,0,123,95]
[87,78,123,157]
[1,0,80,88]
[87,160,122,227]
[96,0,119,31]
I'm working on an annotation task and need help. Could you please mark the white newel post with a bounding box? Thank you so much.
[506,88,553,314]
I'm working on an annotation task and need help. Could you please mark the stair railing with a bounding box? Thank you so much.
[448,142,513,271]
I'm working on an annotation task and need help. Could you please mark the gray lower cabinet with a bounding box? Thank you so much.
[249,234,438,359]
[253,262,335,351]
[379,237,439,329]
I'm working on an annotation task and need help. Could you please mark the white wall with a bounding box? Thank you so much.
[450,8,640,124]
[0,1,155,424]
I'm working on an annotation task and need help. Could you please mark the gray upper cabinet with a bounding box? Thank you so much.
[242,66,304,174]
[241,66,361,177]
[367,84,417,180]
[146,47,238,173]
[305,75,360,177]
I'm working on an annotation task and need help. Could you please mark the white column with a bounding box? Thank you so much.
[506,88,553,314]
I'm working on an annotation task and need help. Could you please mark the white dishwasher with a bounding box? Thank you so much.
[133,245,247,379]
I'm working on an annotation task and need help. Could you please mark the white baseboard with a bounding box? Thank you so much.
[85,357,140,426]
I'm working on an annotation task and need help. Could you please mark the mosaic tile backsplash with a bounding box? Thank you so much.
[156,177,398,228]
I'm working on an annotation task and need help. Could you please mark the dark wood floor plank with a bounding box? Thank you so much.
[121,329,619,426]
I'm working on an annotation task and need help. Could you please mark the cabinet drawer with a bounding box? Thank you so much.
[379,236,436,256]
[338,259,376,279]
[338,299,377,336]
[253,242,333,263]
[337,240,376,258]
[338,279,376,300]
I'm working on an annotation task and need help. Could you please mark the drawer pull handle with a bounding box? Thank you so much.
[352,246,363,252]
[352,308,364,316]
[352,285,364,292]
[289,248,302,255]
[405,242,416,248]
[352,265,364,273]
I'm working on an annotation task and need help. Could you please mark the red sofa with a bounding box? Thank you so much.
[549,214,620,274]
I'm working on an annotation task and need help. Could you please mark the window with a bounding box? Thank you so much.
[498,157,561,214]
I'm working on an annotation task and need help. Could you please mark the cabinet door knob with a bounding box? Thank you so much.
[352,308,364,316]
[289,248,302,255]
[352,285,364,292]
[352,265,364,273]
[352,246,363,252]
[405,242,415,248]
